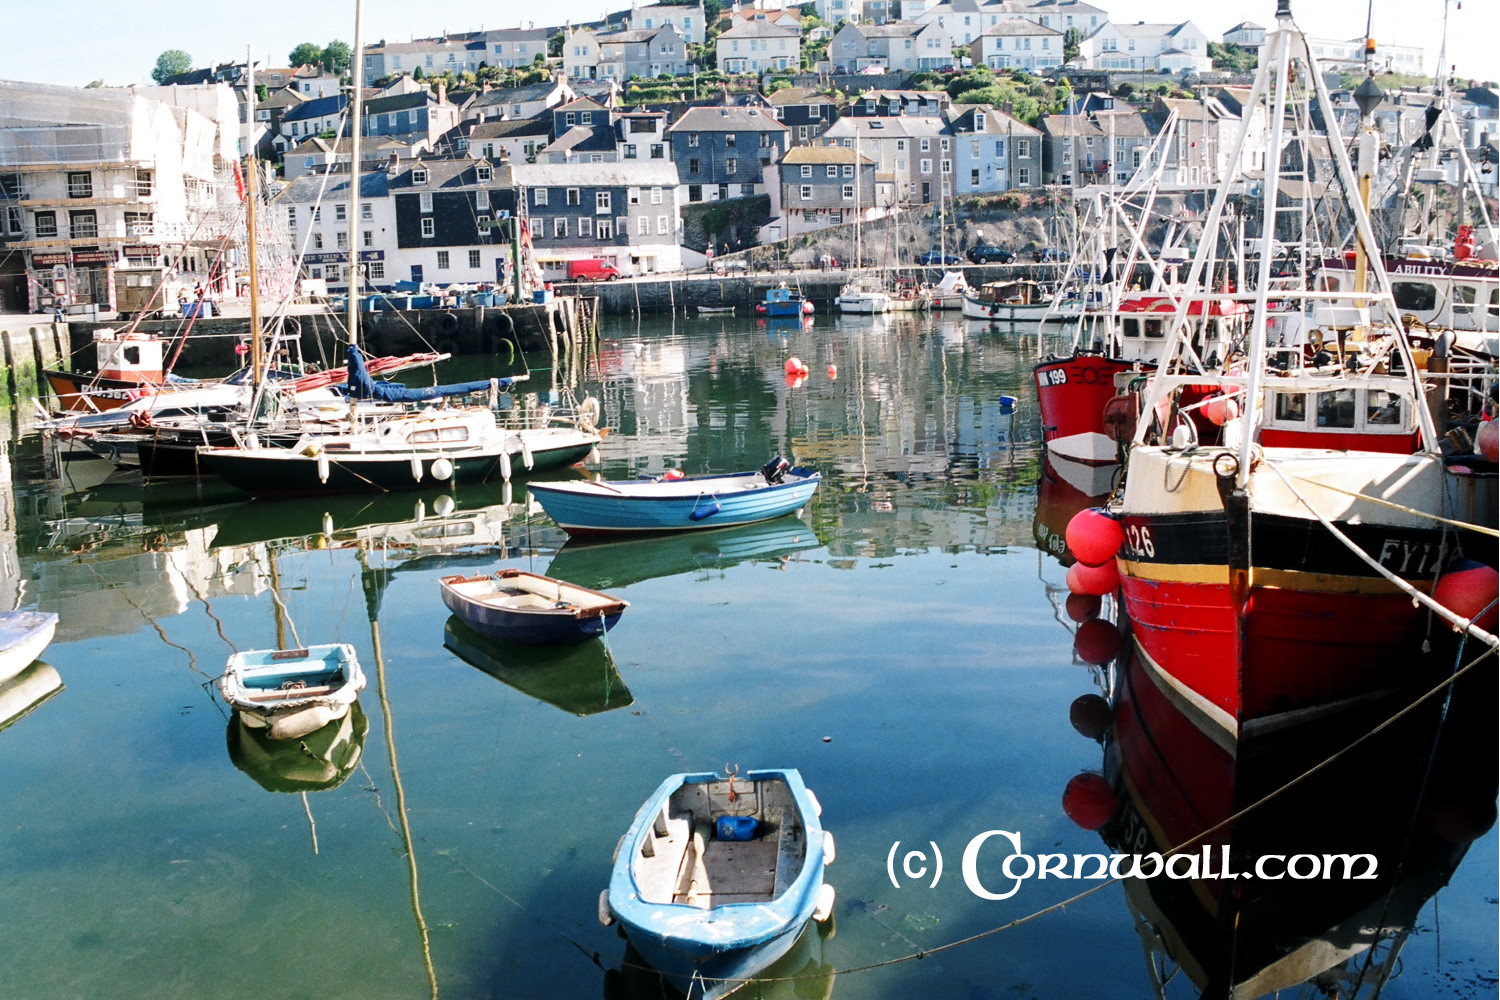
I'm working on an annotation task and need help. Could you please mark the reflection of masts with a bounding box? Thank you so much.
[361,545,440,999]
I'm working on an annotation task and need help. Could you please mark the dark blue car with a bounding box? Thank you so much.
[916,250,963,266]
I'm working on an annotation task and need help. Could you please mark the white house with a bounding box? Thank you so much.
[970,19,1065,71]
[1084,21,1213,74]
[829,21,956,74]
[727,7,804,30]
[814,0,863,24]
[716,20,802,75]
[1306,36,1424,75]
[1222,21,1266,52]
[632,2,707,45]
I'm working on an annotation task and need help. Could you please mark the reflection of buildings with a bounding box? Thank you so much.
[1090,639,1496,998]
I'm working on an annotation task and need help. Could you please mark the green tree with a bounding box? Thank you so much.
[1063,27,1083,63]
[288,42,323,68]
[1207,41,1257,74]
[321,40,351,75]
[413,65,426,80]
[151,49,193,84]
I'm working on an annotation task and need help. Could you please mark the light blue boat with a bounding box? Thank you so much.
[603,768,835,999]
[527,458,819,538]
[756,284,813,318]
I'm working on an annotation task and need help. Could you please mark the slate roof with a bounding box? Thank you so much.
[666,107,789,133]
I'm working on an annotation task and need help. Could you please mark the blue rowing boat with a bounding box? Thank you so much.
[602,768,835,999]
[527,457,819,537]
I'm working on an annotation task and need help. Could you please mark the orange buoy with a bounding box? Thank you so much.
[1204,394,1239,426]
[1433,558,1499,631]
[785,357,808,375]
[1073,619,1122,664]
[1069,694,1112,740]
[663,469,685,480]
[827,364,838,379]
[785,372,806,389]
[1065,508,1123,566]
[1062,773,1117,830]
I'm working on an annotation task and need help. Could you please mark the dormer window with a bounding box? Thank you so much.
[412,168,429,184]
[565,112,576,126]
[581,111,593,124]
[477,164,492,181]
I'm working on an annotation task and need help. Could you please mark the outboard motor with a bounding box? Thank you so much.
[761,455,789,484]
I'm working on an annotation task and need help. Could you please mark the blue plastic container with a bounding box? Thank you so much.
[715,815,758,841]
[533,289,554,304]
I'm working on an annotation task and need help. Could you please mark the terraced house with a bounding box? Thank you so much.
[829,22,955,74]
[666,107,790,203]
[715,19,802,75]
[509,160,684,278]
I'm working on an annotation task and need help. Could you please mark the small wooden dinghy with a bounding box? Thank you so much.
[603,768,835,999]
[218,643,366,741]
[0,611,59,686]
[696,305,736,316]
[439,569,629,646]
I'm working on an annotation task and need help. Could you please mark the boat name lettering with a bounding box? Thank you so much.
[1390,264,1445,276]
[1120,524,1155,559]
[1376,538,1443,576]
[1038,367,1068,387]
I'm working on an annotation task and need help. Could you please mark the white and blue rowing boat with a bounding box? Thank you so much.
[528,457,818,537]
[0,611,59,686]
[602,768,835,999]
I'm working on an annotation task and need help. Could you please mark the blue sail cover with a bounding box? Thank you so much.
[344,345,507,402]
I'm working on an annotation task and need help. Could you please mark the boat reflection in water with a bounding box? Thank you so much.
[1032,456,1117,567]
[1079,636,1497,999]
[443,617,633,716]
[605,921,835,1000]
[0,661,64,735]
[544,518,820,592]
[226,700,369,793]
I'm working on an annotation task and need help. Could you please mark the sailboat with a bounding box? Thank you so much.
[1101,0,1498,739]
[192,43,602,498]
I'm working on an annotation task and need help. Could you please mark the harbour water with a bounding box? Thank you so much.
[1,309,1494,999]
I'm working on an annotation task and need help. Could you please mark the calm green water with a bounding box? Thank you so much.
[1,311,1493,999]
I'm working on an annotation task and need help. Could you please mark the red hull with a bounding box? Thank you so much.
[1120,574,1434,730]
[1033,355,1134,445]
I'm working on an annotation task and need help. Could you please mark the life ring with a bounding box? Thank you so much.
[438,311,460,334]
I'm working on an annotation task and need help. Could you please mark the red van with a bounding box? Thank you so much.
[566,258,622,281]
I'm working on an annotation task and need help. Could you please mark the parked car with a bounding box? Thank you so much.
[916,250,963,266]
[966,245,1016,264]
[566,258,622,281]
[1033,248,1070,264]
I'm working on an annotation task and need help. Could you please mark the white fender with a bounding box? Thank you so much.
[499,448,512,482]
[805,788,823,817]
[317,453,330,484]
[411,456,424,482]
[520,434,535,470]
[431,457,454,481]
[812,883,836,923]
[598,889,615,927]
[822,830,836,866]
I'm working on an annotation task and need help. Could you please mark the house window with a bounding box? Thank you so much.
[565,112,576,126]
[826,165,838,178]
[33,211,57,237]
[312,206,322,222]
[596,191,611,213]
[412,168,428,184]
[624,144,638,158]
[363,230,374,247]
[535,188,548,205]
[368,261,385,280]
[1016,139,1031,157]
[477,164,492,181]
[581,111,593,124]
[361,202,373,220]
[801,165,813,178]
[842,184,854,200]
[597,219,614,240]
[69,209,97,238]
[688,133,700,147]
[651,187,663,204]
[1017,167,1031,185]
[920,138,931,152]
[566,188,580,205]
[436,250,450,269]
[312,232,324,249]
[287,207,298,228]
[638,216,650,235]
[689,158,701,174]
[579,217,593,237]
[650,144,664,158]
[657,215,669,234]
[336,232,348,249]
[725,158,737,174]
[800,185,813,200]
[726,134,737,148]
[475,215,490,233]
[941,159,951,173]
[67,171,92,198]
[335,204,347,221]
[920,158,932,173]
[421,218,434,238]
[134,169,154,197]
[3,206,20,234]
[468,249,481,268]
[554,217,568,237]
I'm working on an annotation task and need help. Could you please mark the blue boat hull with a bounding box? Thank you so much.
[440,591,623,646]
[607,768,830,1000]
[529,471,819,537]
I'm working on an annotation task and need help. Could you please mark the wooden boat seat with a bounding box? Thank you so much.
[634,809,695,904]
[243,684,336,701]
[671,818,782,909]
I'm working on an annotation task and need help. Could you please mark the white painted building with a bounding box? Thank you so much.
[716,20,803,75]
[1083,21,1213,74]
[632,2,707,45]
[970,19,1065,71]
[829,21,956,74]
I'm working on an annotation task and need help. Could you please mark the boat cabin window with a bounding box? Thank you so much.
[1391,282,1438,312]
[1490,288,1500,318]
[1274,392,1307,422]
[1453,285,1476,315]
[410,426,470,444]
[120,345,140,365]
[1122,318,1140,338]
[1365,390,1401,425]
[1143,318,1165,338]
[1315,389,1357,428]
